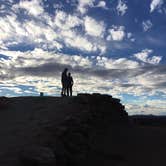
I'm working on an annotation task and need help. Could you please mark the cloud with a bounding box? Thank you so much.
[0,48,166,100]
[13,0,44,16]
[77,0,95,14]
[96,1,108,9]
[142,20,153,32]
[0,9,62,51]
[116,0,128,16]
[0,0,165,113]
[126,101,166,115]
[77,0,108,14]
[59,29,106,53]
[107,26,126,41]
[150,0,164,13]
[64,33,96,52]
[84,16,105,37]
[54,10,82,30]
[127,33,135,42]
[96,56,139,69]
[134,49,162,65]
[146,36,165,47]
[0,3,107,54]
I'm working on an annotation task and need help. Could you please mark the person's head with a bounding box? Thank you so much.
[68,72,71,76]
[64,68,68,73]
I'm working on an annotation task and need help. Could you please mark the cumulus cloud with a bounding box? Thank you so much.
[150,0,164,13]
[77,0,95,14]
[0,48,165,89]
[0,47,166,106]
[0,11,62,51]
[96,1,108,9]
[107,26,126,41]
[84,16,105,37]
[96,56,139,69]
[13,0,44,16]
[0,0,165,114]
[54,11,82,30]
[134,49,162,65]
[0,2,106,54]
[77,0,108,13]
[116,0,128,16]
[64,33,96,52]
[142,20,153,32]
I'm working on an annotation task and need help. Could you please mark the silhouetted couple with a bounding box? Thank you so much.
[61,68,74,97]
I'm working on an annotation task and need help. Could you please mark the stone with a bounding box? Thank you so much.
[19,146,56,166]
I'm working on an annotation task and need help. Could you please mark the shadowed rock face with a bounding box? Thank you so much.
[75,93,128,124]
[18,93,128,166]
[0,94,164,166]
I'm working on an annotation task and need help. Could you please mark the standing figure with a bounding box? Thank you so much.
[67,72,74,96]
[61,68,68,96]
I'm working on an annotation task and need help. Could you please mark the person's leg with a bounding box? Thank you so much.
[67,86,69,96]
[61,83,64,96]
[64,86,67,96]
[70,86,72,96]
[61,88,63,96]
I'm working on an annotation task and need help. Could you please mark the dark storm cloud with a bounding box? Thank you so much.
[118,83,140,88]
[11,61,166,82]
[14,62,132,79]
[154,82,166,88]
[14,62,71,76]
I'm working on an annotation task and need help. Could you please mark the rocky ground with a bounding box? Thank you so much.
[0,94,165,166]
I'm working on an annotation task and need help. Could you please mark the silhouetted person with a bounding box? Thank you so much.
[67,72,74,96]
[61,68,68,96]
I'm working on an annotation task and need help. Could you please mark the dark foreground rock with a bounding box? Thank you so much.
[18,93,128,166]
[19,146,56,166]
[1,94,166,166]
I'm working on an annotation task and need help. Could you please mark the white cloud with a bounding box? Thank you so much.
[0,14,62,51]
[77,0,108,13]
[96,56,139,69]
[64,34,95,52]
[96,1,108,9]
[127,33,135,42]
[0,4,5,10]
[54,11,82,30]
[77,0,95,14]
[125,101,166,115]
[0,48,166,105]
[107,26,125,41]
[134,49,162,64]
[116,0,128,16]
[142,20,153,32]
[84,16,105,37]
[150,0,164,13]
[0,0,165,115]
[13,0,44,16]
[53,3,63,10]
[0,5,106,54]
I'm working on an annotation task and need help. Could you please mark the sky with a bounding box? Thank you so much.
[0,0,166,115]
